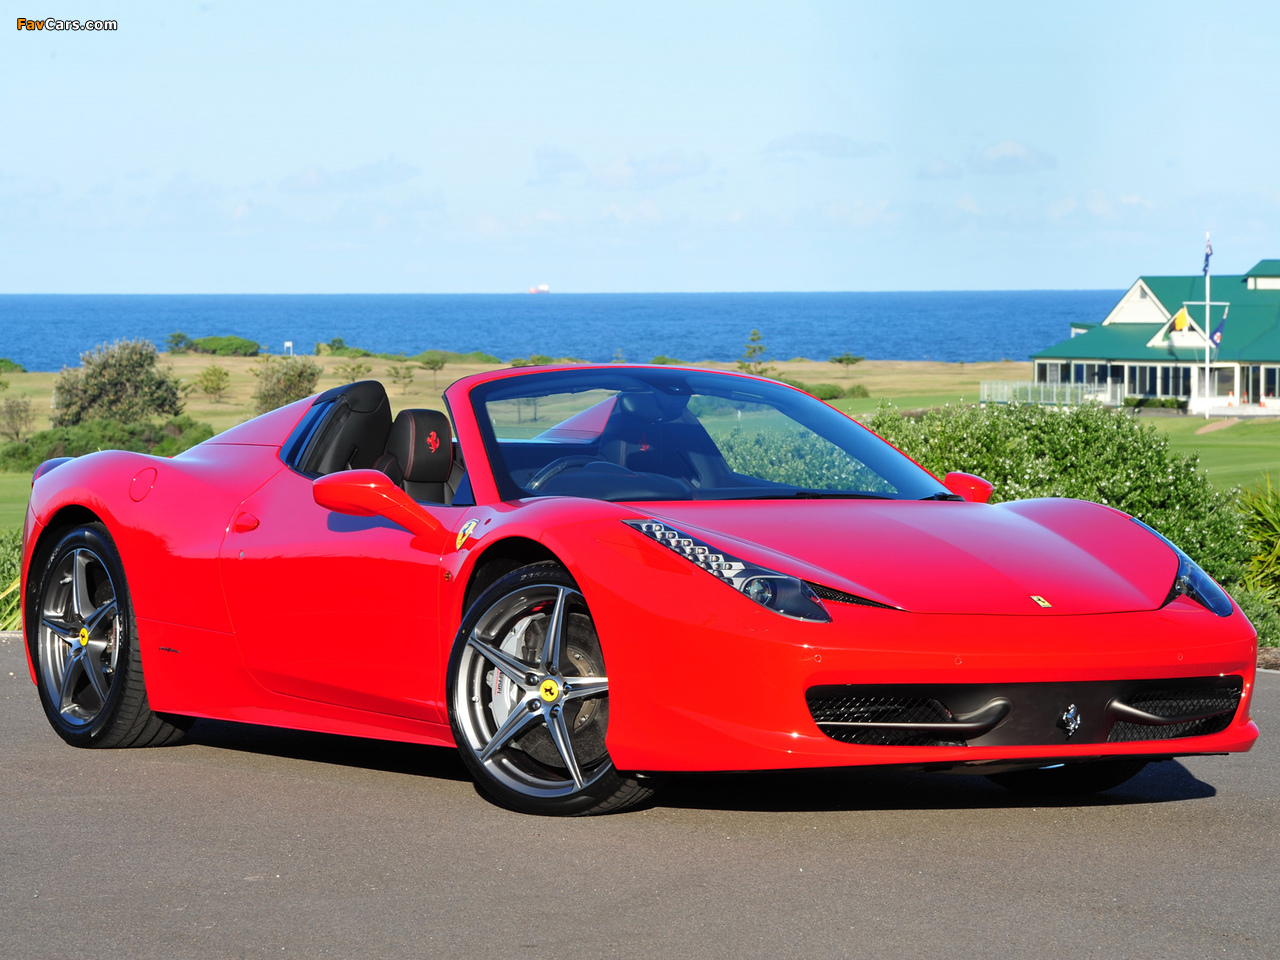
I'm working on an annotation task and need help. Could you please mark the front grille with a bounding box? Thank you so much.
[1107,681,1242,743]
[805,691,966,746]
[806,676,1244,748]
[804,582,897,610]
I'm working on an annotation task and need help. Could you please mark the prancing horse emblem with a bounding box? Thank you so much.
[1058,703,1082,737]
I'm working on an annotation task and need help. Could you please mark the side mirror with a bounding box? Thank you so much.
[943,471,994,504]
[313,469,442,539]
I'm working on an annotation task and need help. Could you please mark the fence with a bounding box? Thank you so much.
[979,381,1107,406]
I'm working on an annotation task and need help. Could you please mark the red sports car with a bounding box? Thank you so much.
[19,366,1258,814]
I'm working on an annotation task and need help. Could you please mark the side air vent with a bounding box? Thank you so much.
[804,582,898,610]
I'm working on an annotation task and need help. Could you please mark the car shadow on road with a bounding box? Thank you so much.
[656,759,1216,813]
[181,718,472,783]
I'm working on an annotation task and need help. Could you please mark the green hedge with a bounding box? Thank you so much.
[191,335,260,357]
[866,400,1277,645]
[0,416,214,473]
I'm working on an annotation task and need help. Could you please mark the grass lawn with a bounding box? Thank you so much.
[1149,416,1280,490]
[0,472,31,532]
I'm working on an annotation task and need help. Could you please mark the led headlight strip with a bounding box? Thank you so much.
[623,519,831,622]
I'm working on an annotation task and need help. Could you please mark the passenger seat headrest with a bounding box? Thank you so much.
[386,409,454,483]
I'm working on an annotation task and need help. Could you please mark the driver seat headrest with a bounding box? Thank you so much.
[385,409,453,483]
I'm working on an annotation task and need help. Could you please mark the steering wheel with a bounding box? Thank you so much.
[527,456,612,491]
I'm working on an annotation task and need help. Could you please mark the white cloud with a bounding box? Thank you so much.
[919,159,962,180]
[279,157,419,193]
[973,140,1056,175]
[527,147,586,186]
[594,151,708,190]
[763,132,885,160]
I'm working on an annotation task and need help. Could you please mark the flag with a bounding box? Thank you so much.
[1171,306,1189,331]
[1211,319,1225,347]
[1203,237,1213,276]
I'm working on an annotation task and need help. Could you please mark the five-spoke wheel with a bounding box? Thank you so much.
[447,562,658,815]
[30,523,190,748]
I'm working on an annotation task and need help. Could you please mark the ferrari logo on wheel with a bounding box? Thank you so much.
[539,678,560,702]
[78,627,89,647]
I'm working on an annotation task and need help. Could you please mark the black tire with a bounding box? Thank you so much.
[28,523,192,749]
[447,561,660,815]
[986,758,1148,797]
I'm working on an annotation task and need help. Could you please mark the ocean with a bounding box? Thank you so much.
[0,291,1120,372]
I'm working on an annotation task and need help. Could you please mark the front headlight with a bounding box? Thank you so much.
[623,518,831,622]
[1132,519,1233,617]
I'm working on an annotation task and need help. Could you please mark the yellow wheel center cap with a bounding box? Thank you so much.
[539,678,560,702]
[78,627,89,647]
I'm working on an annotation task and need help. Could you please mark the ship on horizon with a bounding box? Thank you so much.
[528,283,550,294]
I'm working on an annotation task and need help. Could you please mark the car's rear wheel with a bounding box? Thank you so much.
[30,523,191,748]
[986,758,1148,797]
[447,561,659,815]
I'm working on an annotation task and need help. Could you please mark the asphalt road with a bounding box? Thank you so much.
[2,631,1277,960]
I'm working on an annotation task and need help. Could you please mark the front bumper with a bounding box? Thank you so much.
[580,553,1258,772]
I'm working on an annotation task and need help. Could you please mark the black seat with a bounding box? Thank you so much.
[376,409,465,503]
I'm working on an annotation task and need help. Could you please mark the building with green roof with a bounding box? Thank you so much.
[1031,260,1280,412]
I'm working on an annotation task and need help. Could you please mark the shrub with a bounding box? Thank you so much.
[650,355,683,365]
[0,358,27,373]
[865,400,1250,590]
[1,526,19,630]
[194,364,231,403]
[191,335,260,357]
[777,378,843,401]
[53,339,184,427]
[510,355,555,367]
[0,415,214,472]
[251,356,322,414]
[1240,477,1280,599]
[845,384,871,398]
[830,352,865,366]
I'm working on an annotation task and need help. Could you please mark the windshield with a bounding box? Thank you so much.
[471,367,950,502]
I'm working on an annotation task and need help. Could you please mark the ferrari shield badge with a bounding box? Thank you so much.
[456,518,479,550]
[1030,595,1052,608]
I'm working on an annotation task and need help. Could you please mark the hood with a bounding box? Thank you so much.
[643,498,1178,616]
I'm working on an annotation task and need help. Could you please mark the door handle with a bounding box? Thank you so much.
[233,512,260,532]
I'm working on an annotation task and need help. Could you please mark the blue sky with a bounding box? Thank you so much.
[3,1,1278,293]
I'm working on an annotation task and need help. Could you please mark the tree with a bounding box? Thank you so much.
[251,356,322,415]
[386,363,416,394]
[333,360,373,382]
[418,356,446,386]
[166,332,193,354]
[195,364,232,403]
[736,329,775,378]
[830,352,865,366]
[52,339,184,427]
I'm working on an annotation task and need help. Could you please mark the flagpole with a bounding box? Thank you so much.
[1204,231,1212,420]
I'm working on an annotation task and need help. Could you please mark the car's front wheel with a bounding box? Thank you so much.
[986,758,1148,797]
[447,562,658,815]
[30,523,191,748]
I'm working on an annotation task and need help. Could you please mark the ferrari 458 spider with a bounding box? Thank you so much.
[19,365,1257,814]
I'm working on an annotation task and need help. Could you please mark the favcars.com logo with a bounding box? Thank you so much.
[16,17,118,31]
